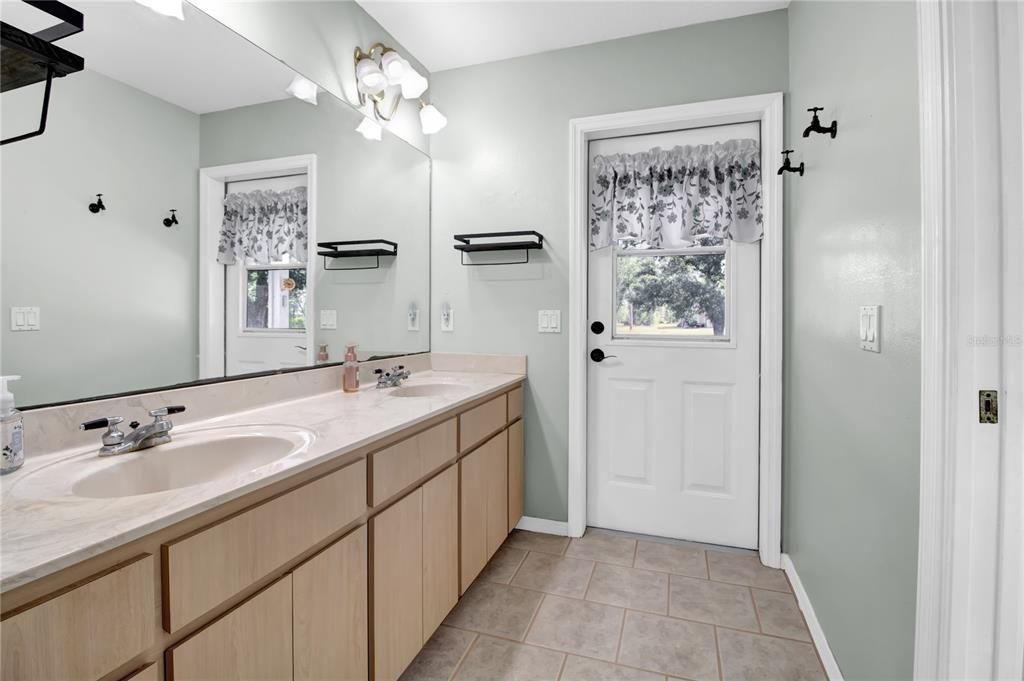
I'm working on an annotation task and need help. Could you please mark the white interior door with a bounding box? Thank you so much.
[223,174,311,376]
[586,123,761,549]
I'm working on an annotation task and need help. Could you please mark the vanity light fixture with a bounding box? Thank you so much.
[354,43,445,135]
[356,117,383,141]
[134,0,184,20]
[285,75,319,105]
[419,103,447,135]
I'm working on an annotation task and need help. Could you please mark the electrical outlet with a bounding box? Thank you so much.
[440,304,454,332]
[408,304,420,331]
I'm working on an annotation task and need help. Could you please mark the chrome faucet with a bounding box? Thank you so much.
[374,365,411,389]
[80,405,186,457]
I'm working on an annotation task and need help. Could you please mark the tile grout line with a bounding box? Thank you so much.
[554,651,569,681]
[507,549,531,584]
[581,558,598,601]
[613,607,628,665]
[520,591,547,642]
[749,586,765,634]
[713,626,725,681]
[446,632,480,681]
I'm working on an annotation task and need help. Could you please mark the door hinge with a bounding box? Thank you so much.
[979,390,998,424]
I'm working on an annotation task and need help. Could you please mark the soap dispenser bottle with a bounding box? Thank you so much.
[343,344,359,393]
[1,376,24,475]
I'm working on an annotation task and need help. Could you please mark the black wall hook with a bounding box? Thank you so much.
[777,150,805,176]
[803,107,838,138]
[88,194,106,213]
[163,209,178,227]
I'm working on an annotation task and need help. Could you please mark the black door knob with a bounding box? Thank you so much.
[590,348,617,362]
[590,321,605,335]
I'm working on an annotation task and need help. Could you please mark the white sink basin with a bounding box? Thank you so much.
[15,424,315,500]
[390,383,466,398]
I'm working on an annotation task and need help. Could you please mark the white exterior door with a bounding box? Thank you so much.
[586,124,761,549]
[223,174,312,376]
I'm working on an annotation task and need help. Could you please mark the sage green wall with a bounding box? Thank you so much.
[429,11,789,521]
[0,70,199,406]
[783,2,920,679]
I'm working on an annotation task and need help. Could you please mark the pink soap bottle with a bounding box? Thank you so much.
[343,344,359,393]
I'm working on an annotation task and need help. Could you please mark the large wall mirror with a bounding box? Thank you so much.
[0,0,430,408]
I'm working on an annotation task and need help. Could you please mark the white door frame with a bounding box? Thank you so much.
[198,154,318,379]
[914,1,1023,679]
[568,93,784,568]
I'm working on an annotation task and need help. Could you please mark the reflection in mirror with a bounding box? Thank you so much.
[0,0,430,407]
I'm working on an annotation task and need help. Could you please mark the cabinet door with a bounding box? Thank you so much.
[508,419,524,532]
[484,429,509,558]
[293,527,368,681]
[166,575,292,681]
[372,489,423,681]
[422,466,458,641]
[459,446,489,593]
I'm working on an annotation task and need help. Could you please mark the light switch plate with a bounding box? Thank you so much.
[10,307,40,331]
[320,309,337,330]
[440,305,454,332]
[859,305,880,352]
[407,305,420,332]
[538,310,561,333]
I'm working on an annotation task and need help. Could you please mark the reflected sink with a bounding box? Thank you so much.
[390,383,466,398]
[18,424,316,500]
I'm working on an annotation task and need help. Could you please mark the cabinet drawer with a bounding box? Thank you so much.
[459,394,507,452]
[162,460,366,632]
[372,419,456,505]
[1,554,156,681]
[508,386,523,421]
[166,575,292,681]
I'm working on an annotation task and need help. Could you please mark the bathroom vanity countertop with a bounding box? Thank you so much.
[0,370,524,593]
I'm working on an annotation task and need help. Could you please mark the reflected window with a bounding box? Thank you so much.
[245,267,306,330]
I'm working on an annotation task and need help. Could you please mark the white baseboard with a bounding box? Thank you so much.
[515,516,570,536]
[781,554,844,681]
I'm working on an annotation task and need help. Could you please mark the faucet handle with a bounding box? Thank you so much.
[80,416,125,446]
[148,405,186,418]
[807,106,824,114]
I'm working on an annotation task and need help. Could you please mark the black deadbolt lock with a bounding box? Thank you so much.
[590,321,605,334]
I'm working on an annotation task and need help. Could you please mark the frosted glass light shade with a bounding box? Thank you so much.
[356,58,387,94]
[420,105,447,135]
[135,0,183,19]
[400,69,429,99]
[356,117,383,141]
[285,75,319,105]
[381,51,409,85]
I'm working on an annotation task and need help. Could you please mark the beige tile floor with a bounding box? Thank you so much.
[401,528,828,681]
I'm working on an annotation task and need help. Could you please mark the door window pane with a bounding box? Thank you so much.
[615,252,727,338]
[245,268,306,330]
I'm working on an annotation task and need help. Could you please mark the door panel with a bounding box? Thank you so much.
[586,123,760,549]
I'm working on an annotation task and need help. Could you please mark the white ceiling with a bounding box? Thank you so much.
[0,0,296,114]
[356,0,789,72]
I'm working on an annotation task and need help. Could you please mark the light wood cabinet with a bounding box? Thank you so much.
[372,489,423,681]
[459,394,508,452]
[293,527,368,681]
[122,663,159,681]
[422,466,458,641]
[508,386,523,422]
[460,430,509,592]
[162,459,366,633]
[371,419,457,506]
[166,575,293,681]
[508,419,524,532]
[0,554,155,681]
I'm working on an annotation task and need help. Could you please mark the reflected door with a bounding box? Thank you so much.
[223,174,311,376]
[586,124,761,549]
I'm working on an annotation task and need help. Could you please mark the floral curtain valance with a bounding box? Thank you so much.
[589,138,763,250]
[217,187,309,265]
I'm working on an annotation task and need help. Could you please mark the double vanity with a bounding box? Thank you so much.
[0,355,526,681]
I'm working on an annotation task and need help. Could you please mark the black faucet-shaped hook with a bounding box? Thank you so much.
[777,150,805,176]
[88,194,106,213]
[163,209,178,228]
[803,106,838,139]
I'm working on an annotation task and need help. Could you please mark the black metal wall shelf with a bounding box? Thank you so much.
[453,231,544,266]
[318,239,397,271]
